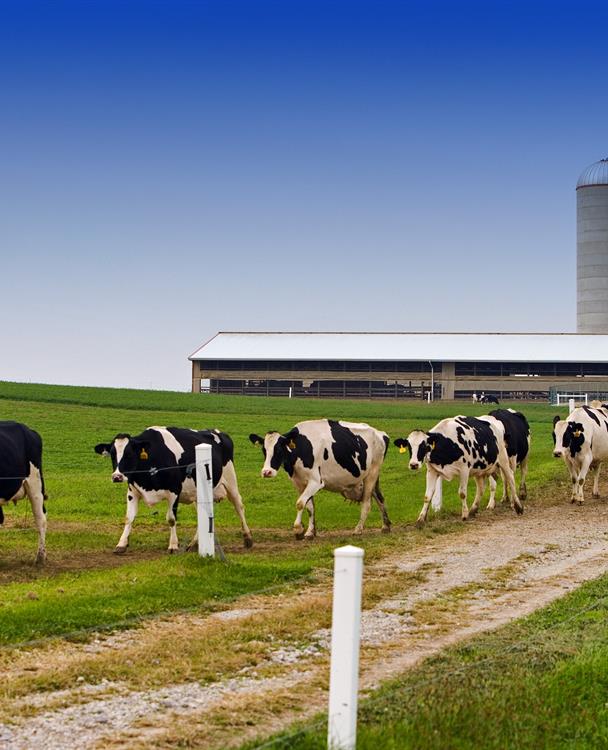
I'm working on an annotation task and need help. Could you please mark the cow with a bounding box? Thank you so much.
[479,393,500,404]
[249,419,391,539]
[552,405,608,505]
[94,426,253,553]
[0,421,47,564]
[487,408,531,505]
[394,415,523,526]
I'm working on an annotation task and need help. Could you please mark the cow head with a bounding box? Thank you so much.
[94,434,152,483]
[552,417,585,458]
[394,430,430,470]
[249,431,296,478]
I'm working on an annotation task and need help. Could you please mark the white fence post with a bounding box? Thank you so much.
[569,398,575,413]
[327,545,364,750]
[195,443,215,558]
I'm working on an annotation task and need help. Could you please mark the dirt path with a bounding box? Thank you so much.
[2,498,608,749]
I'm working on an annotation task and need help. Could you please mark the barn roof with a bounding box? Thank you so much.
[189,332,608,364]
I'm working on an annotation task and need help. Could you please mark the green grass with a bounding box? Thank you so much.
[0,380,572,644]
[243,573,608,750]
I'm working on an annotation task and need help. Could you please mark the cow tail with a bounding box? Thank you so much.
[0,506,4,525]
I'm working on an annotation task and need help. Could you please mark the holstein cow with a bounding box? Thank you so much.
[487,408,531,505]
[479,393,499,405]
[249,419,391,539]
[0,421,47,564]
[94,426,253,553]
[552,405,608,505]
[394,415,523,526]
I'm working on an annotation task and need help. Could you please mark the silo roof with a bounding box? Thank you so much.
[577,158,608,188]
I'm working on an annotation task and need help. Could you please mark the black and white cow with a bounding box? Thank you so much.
[479,393,499,405]
[394,415,523,526]
[249,419,391,539]
[94,426,253,553]
[0,421,47,564]
[487,408,531,505]
[552,405,608,505]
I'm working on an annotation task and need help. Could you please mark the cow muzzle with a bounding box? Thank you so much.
[112,473,126,483]
[553,451,562,459]
[262,469,277,478]
[409,462,420,471]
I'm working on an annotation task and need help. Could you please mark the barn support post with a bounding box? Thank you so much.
[195,443,215,557]
[327,545,364,750]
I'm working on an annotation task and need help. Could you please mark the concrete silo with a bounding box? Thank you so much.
[577,158,608,332]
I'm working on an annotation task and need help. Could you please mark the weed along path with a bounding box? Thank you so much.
[2,498,608,750]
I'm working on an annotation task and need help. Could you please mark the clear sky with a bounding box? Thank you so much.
[1,0,607,390]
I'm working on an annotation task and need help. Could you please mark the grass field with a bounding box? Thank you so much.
[247,572,608,750]
[0,380,570,645]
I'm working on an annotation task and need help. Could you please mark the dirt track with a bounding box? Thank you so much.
[2,497,608,749]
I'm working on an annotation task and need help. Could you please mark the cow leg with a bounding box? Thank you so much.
[354,474,378,535]
[591,462,601,499]
[458,470,471,521]
[24,469,46,565]
[469,476,485,518]
[517,456,527,500]
[486,474,498,510]
[416,468,440,527]
[115,490,139,553]
[293,478,323,539]
[223,462,253,548]
[575,455,592,506]
[497,450,523,515]
[372,479,391,533]
[166,496,179,552]
[304,498,316,539]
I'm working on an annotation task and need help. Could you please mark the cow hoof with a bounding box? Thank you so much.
[243,536,253,549]
[593,493,600,499]
[294,531,305,540]
[468,508,478,518]
[168,548,178,555]
[35,553,46,566]
[577,501,584,507]
[415,518,426,529]
[381,525,391,534]
[113,546,128,555]
[461,515,469,522]
[186,542,197,552]
[515,505,524,515]
[304,533,315,541]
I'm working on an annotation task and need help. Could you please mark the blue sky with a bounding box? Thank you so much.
[1,0,606,390]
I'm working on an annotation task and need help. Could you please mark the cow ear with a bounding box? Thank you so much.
[282,429,298,451]
[553,415,561,427]
[394,438,409,454]
[94,443,112,456]
[249,433,264,446]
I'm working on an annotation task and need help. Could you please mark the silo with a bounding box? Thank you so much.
[577,158,608,332]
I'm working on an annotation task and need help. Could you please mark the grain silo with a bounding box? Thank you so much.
[577,157,608,332]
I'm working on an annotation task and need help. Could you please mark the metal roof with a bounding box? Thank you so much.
[189,332,608,364]
[577,158,608,189]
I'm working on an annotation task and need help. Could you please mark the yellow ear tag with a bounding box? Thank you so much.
[399,446,406,454]
[140,448,148,460]
[288,440,296,450]
[430,442,436,450]
[573,430,581,438]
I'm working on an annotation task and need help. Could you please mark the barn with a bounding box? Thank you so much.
[189,331,608,401]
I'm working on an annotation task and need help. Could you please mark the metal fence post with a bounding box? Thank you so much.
[195,443,215,557]
[327,545,364,750]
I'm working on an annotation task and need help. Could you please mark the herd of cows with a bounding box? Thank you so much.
[1,400,608,564]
